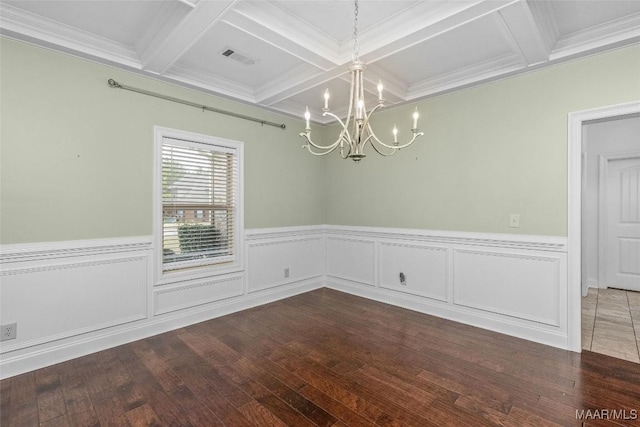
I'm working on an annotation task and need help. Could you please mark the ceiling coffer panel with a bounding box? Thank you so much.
[1,0,638,123]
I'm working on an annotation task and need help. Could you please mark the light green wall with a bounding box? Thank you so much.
[2,38,639,244]
[0,38,326,244]
[324,44,640,236]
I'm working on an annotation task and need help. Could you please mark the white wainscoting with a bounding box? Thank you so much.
[246,227,324,293]
[326,236,376,286]
[0,225,569,379]
[1,238,151,354]
[324,226,568,349]
[0,228,325,379]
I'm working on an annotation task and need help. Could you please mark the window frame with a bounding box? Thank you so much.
[153,126,244,285]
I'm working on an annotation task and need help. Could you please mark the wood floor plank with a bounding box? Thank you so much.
[1,374,11,426]
[169,362,252,427]
[10,372,35,406]
[2,288,639,426]
[8,397,38,427]
[125,403,162,427]
[92,395,131,427]
[39,414,71,427]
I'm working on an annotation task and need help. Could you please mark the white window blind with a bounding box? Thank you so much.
[161,137,238,272]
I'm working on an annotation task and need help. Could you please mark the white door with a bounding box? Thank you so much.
[605,156,640,291]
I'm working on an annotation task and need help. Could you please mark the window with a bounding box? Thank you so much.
[155,127,243,280]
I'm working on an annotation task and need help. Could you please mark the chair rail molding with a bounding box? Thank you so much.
[1,224,570,378]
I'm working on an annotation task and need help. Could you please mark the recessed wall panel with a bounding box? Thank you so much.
[1,253,148,352]
[248,236,323,292]
[326,236,375,286]
[379,242,448,301]
[453,248,561,326]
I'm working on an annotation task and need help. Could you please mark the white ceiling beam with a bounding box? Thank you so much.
[255,0,519,113]
[497,0,550,66]
[140,0,236,74]
[224,2,340,70]
[222,10,336,71]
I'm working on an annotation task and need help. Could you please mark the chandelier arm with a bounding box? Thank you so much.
[304,143,342,156]
[318,132,352,159]
[373,131,425,150]
[368,139,398,157]
[362,127,398,156]
[299,131,342,151]
[360,102,384,129]
[364,121,424,150]
[323,111,347,130]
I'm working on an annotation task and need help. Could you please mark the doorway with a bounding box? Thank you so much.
[567,101,640,354]
[576,110,640,362]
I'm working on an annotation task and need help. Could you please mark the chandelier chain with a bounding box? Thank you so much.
[352,0,359,61]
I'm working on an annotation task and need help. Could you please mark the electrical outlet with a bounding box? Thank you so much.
[284,268,290,278]
[1,323,17,341]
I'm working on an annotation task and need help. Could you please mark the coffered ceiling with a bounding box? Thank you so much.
[1,0,639,123]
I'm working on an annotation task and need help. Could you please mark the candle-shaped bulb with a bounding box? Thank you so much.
[392,125,398,143]
[323,89,330,110]
[304,107,311,129]
[377,80,383,101]
[357,99,364,119]
[412,108,419,129]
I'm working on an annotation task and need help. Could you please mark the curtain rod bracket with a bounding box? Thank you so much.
[107,78,286,130]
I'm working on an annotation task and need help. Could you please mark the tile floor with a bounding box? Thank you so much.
[582,287,640,363]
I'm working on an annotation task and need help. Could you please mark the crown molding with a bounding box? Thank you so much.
[134,1,189,64]
[551,11,640,60]
[0,3,140,68]
[407,52,524,100]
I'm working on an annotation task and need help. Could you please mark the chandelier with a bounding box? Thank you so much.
[300,0,424,162]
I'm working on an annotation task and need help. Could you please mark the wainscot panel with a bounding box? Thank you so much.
[0,230,324,379]
[379,241,449,301]
[0,238,151,354]
[453,247,563,327]
[246,227,324,293]
[154,274,244,315]
[326,236,375,286]
[323,226,569,350]
[0,225,571,378]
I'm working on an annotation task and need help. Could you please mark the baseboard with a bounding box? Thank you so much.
[0,278,323,379]
[326,279,568,350]
[1,225,570,378]
[324,225,569,350]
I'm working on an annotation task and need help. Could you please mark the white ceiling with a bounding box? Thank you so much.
[1,0,639,124]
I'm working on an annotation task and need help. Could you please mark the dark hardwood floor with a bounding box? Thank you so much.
[2,288,639,426]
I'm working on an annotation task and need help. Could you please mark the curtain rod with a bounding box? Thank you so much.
[107,79,286,129]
